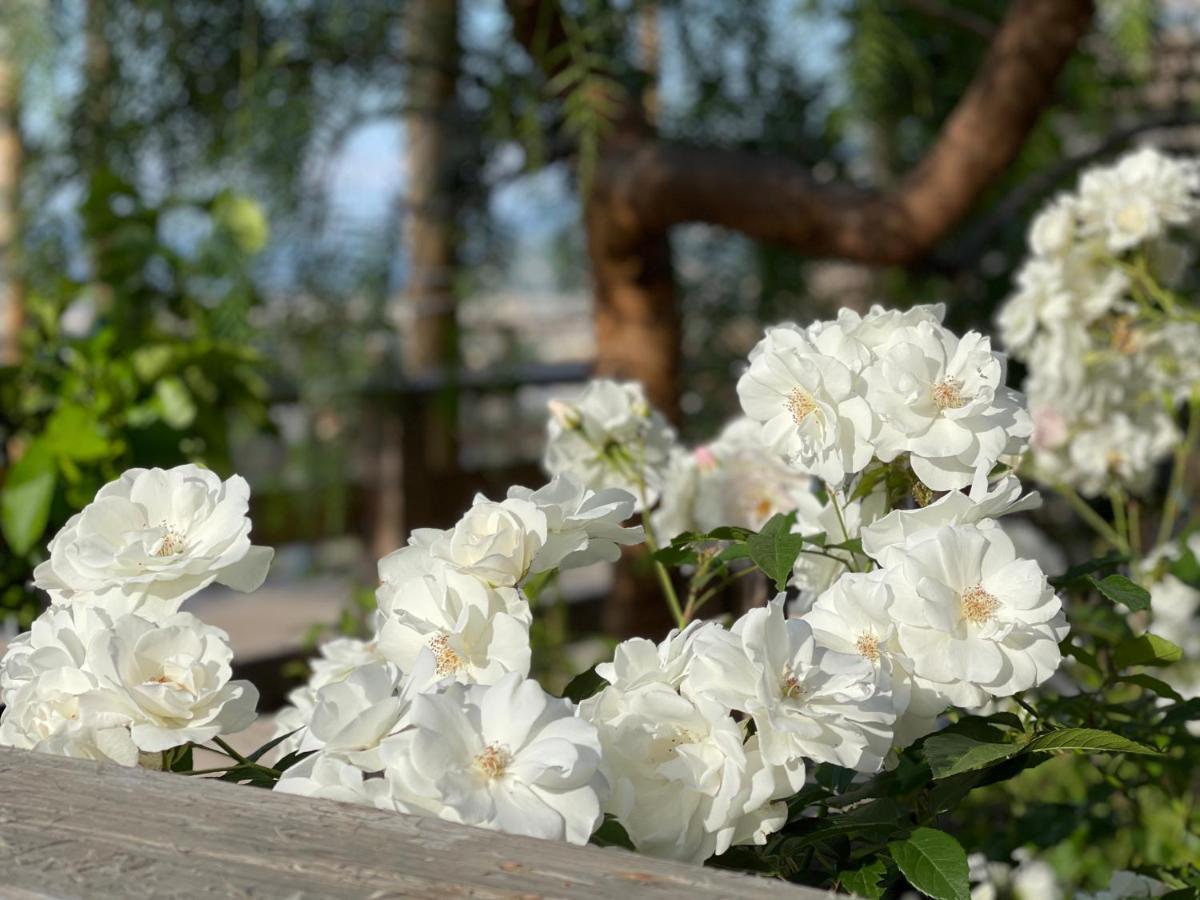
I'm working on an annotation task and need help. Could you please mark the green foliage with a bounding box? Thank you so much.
[745,511,806,591]
[888,828,970,900]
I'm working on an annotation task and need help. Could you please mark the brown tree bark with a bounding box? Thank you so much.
[397,0,460,378]
[0,33,23,367]
[371,0,463,561]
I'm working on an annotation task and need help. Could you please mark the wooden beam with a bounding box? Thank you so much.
[0,748,832,898]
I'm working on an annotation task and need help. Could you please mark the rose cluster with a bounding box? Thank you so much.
[0,465,271,764]
[269,473,643,845]
[997,147,1200,497]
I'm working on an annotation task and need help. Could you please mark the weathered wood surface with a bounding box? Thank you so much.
[0,748,836,899]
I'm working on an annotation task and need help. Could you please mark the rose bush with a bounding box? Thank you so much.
[2,147,1199,899]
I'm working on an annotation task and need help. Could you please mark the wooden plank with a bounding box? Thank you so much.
[0,748,834,900]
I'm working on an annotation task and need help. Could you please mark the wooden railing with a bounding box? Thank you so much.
[0,747,837,899]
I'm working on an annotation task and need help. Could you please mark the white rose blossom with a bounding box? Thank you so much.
[737,326,877,484]
[883,524,1067,708]
[33,465,273,619]
[376,673,606,845]
[689,598,896,775]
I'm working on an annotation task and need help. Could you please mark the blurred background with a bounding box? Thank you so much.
[1,0,1199,697]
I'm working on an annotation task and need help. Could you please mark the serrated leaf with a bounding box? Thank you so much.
[1025,728,1158,756]
[1114,633,1183,669]
[888,827,970,900]
[1,440,57,555]
[923,732,1024,779]
[1088,573,1151,612]
[777,798,902,853]
[560,664,606,703]
[839,857,888,899]
[746,511,804,591]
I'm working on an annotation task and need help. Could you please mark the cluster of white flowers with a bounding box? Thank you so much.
[543,379,678,510]
[270,472,640,845]
[0,465,270,765]
[996,147,1200,497]
[738,303,1031,491]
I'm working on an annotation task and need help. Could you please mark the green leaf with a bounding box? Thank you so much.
[888,827,970,900]
[922,732,1024,780]
[850,464,890,502]
[246,729,300,764]
[777,798,902,853]
[746,511,804,591]
[1049,552,1129,589]
[1114,633,1183,669]
[590,814,636,850]
[650,544,697,567]
[155,376,197,429]
[41,403,111,462]
[839,857,889,899]
[1167,546,1200,589]
[165,744,194,773]
[1,440,58,555]
[560,664,606,703]
[1025,728,1158,756]
[1088,573,1151,612]
[1116,673,1184,702]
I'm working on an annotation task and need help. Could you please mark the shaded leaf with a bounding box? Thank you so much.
[923,732,1024,780]
[747,511,804,591]
[1049,552,1129,589]
[590,814,635,850]
[839,857,889,899]
[561,664,606,703]
[1088,573,1151,612]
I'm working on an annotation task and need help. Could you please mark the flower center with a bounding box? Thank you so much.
[428,633,465,676]
[961,584,1000,625]
[855,632,881,662]
[153,524,186,557]
[474,742,512,779]
[781,669,807,700]
[931,377,967,411]
[753,497,773,521]
[786,387,819,425]
[1114,203,1148,235]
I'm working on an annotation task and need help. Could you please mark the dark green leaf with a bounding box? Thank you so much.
[246,729,300,764]
[1049,552,1129,589]
[1114,633,1183,669]
[1088,574,1151,612]
[746,511,804,591]
[839,857,889,899]
[590,814,636,850]
[650,544,698,567]
[1,440,58,556]
[1025,728,1158,756]
[561,664,607,703]
[922,732,1024,779]
[777,798,903,853]
[888,827,970,900]
[850,465,890,502]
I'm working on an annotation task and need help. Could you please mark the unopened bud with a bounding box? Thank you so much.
[548,399,582,430]
[912,481,934,508]
[693,445,719,472]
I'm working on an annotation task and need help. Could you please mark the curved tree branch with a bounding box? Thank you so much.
[508,0,1095,267]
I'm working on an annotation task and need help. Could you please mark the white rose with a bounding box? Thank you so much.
[508,474,644,573]
[688,598,896,775]
[737,326,877,485]
[297,662,411,770]
[376,674,607,845]
[883,524,1067,706]
[543,380,677,509]
[83,611,259,751]
[427,495,547,587]
[33,465,273,619]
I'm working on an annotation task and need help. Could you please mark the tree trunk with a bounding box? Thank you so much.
[396,0,460,378]
[371,0,462,559]
[0,34,23,366]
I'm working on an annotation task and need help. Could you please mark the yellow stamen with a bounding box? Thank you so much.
[961,584,1000,625]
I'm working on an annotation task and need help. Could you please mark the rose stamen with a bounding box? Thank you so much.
[961,584,1000,625]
